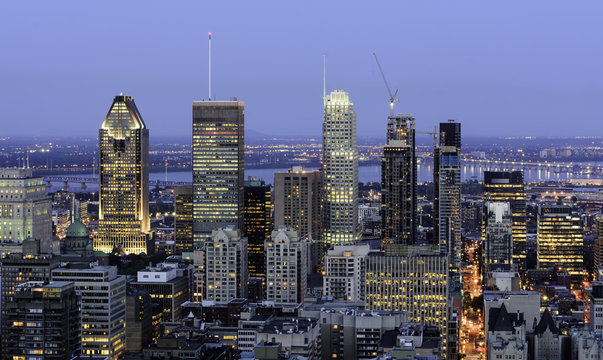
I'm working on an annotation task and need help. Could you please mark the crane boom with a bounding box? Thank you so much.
[373,52,398,116]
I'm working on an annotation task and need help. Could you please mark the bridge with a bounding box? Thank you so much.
[459,157,603,174]
[44,176,191,190]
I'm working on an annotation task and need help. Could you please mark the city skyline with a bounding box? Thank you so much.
[2,2,603,138]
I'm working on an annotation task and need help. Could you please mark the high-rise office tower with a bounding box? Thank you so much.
[51,264,126,359]
[483,202,513,270]
[381,114,416,245]
[274,166,322,270]
[322,90,358,247]
[3,281,80,360]
[265,227,307,304]
[192,100,244,243]
[0,168,53,253]
[244,177,271,279]
[95,94,150,255]
[484,171,527,273]
[435,121,461,275]
[274,166,322,243]
[537,205,583,280]
[204,227,248,302]
[174,185,194,253]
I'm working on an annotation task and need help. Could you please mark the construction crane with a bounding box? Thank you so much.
[373,52,398,117]
[416,127,445,149]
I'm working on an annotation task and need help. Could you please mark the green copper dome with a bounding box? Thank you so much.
[66,220,89,238]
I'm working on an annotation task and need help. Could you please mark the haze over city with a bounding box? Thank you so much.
[1,1,602,138]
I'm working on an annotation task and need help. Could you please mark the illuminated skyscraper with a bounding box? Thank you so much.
[95,95,150,255]
[537,204,583,281]
[435,121,461,276]
[244,177,271,279]
[174,185,193,253]
[484,171,527,273]
[381,114,416,245]
[322,90,358,246]
[192,100,244,243]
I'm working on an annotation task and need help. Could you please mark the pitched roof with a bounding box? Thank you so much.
[534,308,559,335]
[489,304,515,332]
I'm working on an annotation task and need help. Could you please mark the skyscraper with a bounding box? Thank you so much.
[0,168,53,253]
[322,90,358,247]
[381,114,416,245]
[484,171,527,273]
[537,204,583,281]
[174,185,193,253]
[95,94,150,255]
[274,166,322,243]
[192,100,244,243]
[244,177,271,280]
[435,121,461,275]
[483,202,513,270]
[274,166,321,270]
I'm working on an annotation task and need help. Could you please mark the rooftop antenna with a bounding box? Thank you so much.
[26,151,30,169]
[323,54,326,106]
[208,32,212,100]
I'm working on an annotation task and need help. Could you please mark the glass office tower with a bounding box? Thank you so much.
[537,204,583,281]
[192,100,244,243]
[484,171,527,273]
[381,114,416,245]
[95,95,150,255]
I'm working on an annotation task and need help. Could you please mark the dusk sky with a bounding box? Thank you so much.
[1,1,601,138]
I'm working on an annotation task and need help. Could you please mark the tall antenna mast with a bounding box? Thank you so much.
[208,32,212,100]
[323,54,326,106]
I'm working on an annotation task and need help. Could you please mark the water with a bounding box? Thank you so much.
[48,160,596,192]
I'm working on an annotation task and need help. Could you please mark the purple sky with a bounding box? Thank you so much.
[1,1,601,138]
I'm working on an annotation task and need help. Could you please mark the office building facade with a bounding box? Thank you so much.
[322,90,358,246]
[130,265,189,322]
[192,100,244,243]
[483,202,514,270]
[244,177,271,279]
[0,168,53,253]
[435,121,461,276]
[3,281,80,360]
[274,167,321,240]
[51,265,127,359]
[174,185,194,253]
[537,204,583,280]
[95,94,150,255]
[365,247,449,334]
[381,115,416,245]
[484,171,527,273]
[265,228,307,304]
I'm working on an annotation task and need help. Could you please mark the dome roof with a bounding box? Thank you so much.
[66,220,89,238]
